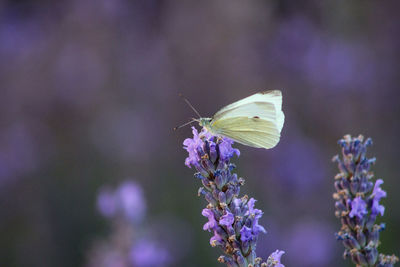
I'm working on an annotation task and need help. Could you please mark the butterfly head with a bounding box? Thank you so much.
[199,117,212,128]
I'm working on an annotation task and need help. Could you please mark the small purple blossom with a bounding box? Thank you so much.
[253,221,267,235]
[210,231,225,247]
[202,209,218,231]
[183,127,204,168]
[349,196,368,219]
[218,138,240,161]
[246,198,263,217]
[246,198,266,234]
[267,250,285,267]
[219,211,234,226]
[240,226,253,242]
[371,179,387,216]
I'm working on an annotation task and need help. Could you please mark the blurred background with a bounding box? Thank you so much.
[0,0,399,266]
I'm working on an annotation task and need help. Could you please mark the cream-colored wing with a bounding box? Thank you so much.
[213,90,284,132]
[210,117,281,149]
[214,90,282,117]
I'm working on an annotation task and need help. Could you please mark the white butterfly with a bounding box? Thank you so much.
[194,90,284,149]
[176,91,284,149]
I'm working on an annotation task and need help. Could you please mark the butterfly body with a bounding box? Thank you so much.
[198,90,285,149]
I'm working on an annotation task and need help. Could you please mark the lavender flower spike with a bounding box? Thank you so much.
[183,127,285,267]
[333,135,398,267]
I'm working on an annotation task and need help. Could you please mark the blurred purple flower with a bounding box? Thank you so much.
[117,181,146,223]
[130,239,170,267]
[97,180,146,223]
[90,178,180,267]
[97,188,117,218]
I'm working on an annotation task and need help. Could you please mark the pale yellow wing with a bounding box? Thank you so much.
[213,90,282,117]
[213,90,284,132]
[210,117,280,149]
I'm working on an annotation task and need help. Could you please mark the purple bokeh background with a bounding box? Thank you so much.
[1,1,399,266]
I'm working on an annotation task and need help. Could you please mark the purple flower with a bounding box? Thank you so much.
[246,198,266,234]
[218,138,240,161]
[349,196,367,219]
[202,209,218,231]
[96,180,146,223]
[246,198,264,222]
[130,239,170,267]
[240,226,253,242]
[183,127,239,168]
[268,250,285,267]
[184,127,283,266]
[183,127,204,168]
[246,198,262,217]
[371,179,386,216]
[220,211,234,226]
[253,222,267,235]
[333,135,398,266]
[210,231,225,246]
[118,181,146,223]
[97,188,117,218]
[239,209,266,243]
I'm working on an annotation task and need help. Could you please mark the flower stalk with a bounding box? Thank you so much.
[333,135,398,267]
[183,127,284,267]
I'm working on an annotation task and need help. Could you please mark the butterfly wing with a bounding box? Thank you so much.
[210,90,284,149]
[211,117,280,149]
[213,90,284,132]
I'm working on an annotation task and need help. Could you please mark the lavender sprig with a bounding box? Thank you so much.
[333,135,398,267]
[183,127,284,267]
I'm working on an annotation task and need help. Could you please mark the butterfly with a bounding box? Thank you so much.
[176,90,285,149]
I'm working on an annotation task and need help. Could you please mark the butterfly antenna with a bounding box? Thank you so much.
[179,93,202,118]
[173,119,198,131]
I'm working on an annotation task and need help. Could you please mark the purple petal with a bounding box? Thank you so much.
[349,196,367,219]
